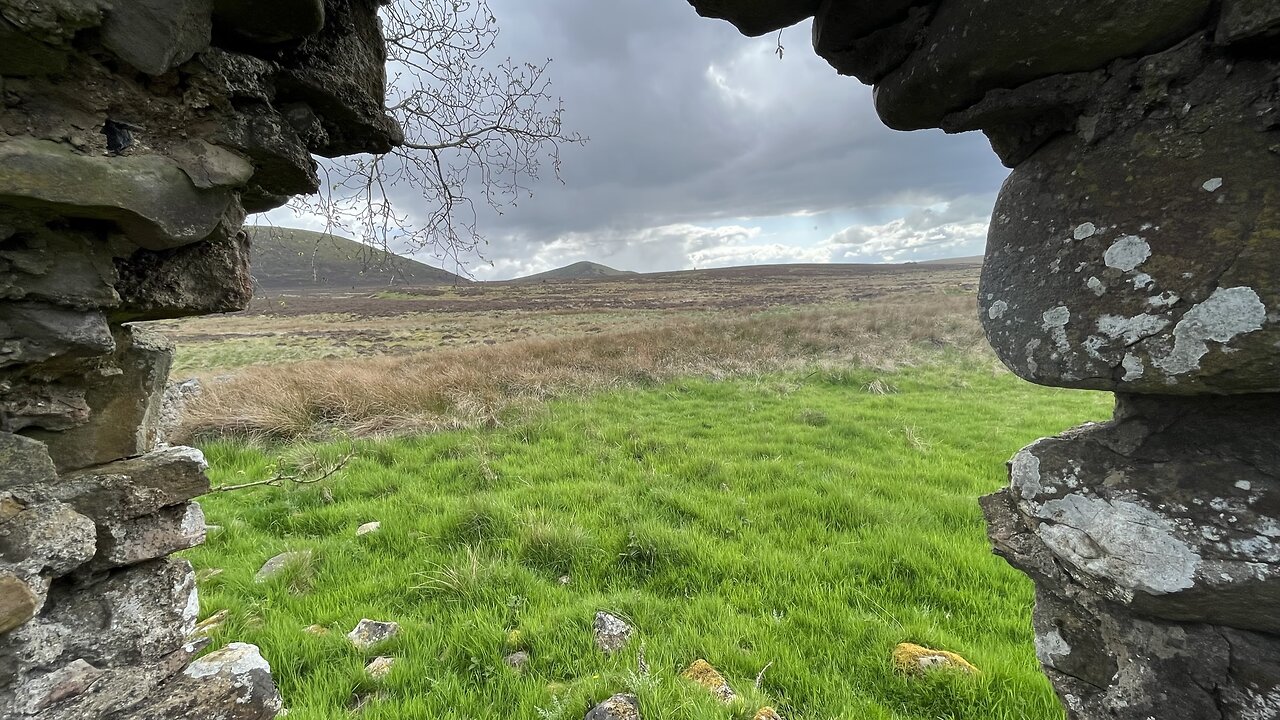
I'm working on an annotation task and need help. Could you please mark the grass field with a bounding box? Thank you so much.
[186,362,1109,719]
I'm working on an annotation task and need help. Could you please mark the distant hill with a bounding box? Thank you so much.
[247,226,464,291]
[509,261,637,283]
[917,255,984,266]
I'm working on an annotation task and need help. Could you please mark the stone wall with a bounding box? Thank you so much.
[687,1,1279,717]
[0,1,398,717]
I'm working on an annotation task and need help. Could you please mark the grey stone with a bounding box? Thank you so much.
[979,48,1280,394]
[168,141,254,191]
[0,303,113,368]
[155,379,203,448]
[113,222,253,322]
[364,655,394,679]
[0,495,98,579]
[0,572,38,634]
[503,650,530,671]
[254,550,313,583]
[27,326,173,472]
[346,618,399,650]
[212,0,324,45]
[593,611,632,654]
[100,0,212,75]
[873,0,1213,130]
[0,433,56,491]
[1217,0,1280,44]
[17,658,106,713]
[0,383,90,433]
[585,693,640,720]
[0,0,104,75]
[686,0,819,36]
[812,0,929,84]
[129,642,283,719]
[0,228,121,310]
[355,520,380,536]
[92,502,206,569]
[0,138,237,251]
[56,445,211,520]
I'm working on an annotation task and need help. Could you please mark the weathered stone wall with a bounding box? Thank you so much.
[687,1,1280,717]
[0,1,398,716]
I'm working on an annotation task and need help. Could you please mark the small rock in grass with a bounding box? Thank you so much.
[356,521,381,536]
[682,659,736,702]
[196,567,223,582]
[593,611,632,654]
[892,642,978,676]
[253,550,312,583]
[585,693,640,720]
[365,656,395,680]
[754,707,783,720]
[192,608,230,637]
[347,618,400,649]
[558,574,571,585]
[504,651,530,672]
[303,624,329,636]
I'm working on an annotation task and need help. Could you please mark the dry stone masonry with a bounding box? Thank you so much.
[0,0,398,717]
[688,1,1280,718]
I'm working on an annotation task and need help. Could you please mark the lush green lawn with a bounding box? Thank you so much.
[187,362,1109,719]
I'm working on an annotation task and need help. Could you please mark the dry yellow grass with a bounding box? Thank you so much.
[179,295,989,441]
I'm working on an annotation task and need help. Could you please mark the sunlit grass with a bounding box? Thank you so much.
[187,364,1107,719]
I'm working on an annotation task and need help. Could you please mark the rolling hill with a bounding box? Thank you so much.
[247,226,464,291]
[509,261,637,283]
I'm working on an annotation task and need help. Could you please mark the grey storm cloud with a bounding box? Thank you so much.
[276,0,1011,278]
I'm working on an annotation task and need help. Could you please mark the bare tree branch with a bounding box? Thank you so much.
[289,0,586,276]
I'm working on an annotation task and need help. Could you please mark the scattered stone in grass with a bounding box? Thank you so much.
[356,521,381,536]
[347,618,400,649]
[504,650,530,672]
[196,567,223,582]
[365,656,395,680]
[253,550,312,583]
[303,624,329,636]
[558,574,571,585]
[585,693,640,720]
[192,608,230,638]
[892,643,978,676]
[754,708,783,720]
[682,659,736,702]
[593,611,632,654]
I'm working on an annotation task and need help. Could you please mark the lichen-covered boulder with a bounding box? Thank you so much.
[979,44,1280,394]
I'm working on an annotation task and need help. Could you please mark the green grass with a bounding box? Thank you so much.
[186,364,1109,719]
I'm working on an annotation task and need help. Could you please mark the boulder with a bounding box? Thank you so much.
[129,642,283,719]
[113,223,253,322]
[100,0,212,75]
[891,643,978,676]
[873,0,1213,130]
[0,494,98,581]
[0,138,237,251]
[503,650,530,672]
[26,327,174,471]
[685,0,820,36]
[979,48,1280,394]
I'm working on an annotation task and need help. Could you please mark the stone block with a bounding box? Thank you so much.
[0,433,57,491]
[131,642,282,719]
[26,327,173,472]
[100,0,212,75]
[56,446,212,519]
[93,502,206,569]
[113,224,253,322]
[0,303,113,369]
[0,571,38,634]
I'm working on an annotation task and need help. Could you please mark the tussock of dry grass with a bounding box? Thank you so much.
[181,296,987,440]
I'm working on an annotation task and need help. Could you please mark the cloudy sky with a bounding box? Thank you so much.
[270,0,1009,280]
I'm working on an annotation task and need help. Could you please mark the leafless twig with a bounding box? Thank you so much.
[213,450,355,492]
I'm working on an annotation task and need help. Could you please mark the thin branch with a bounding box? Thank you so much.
[213,451,355,493]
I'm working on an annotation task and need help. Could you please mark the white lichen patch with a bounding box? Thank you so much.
[1073,222,1097,240]
[1152,287,1267,376]
[184,642,272,679]
[988,299,1009,320]
[1042,306,1071,353]
[1036,495,1200,595]
[1147,291,1180,309]
[1086,276,1105,296]
[1121,354,1144,381]
[1096,313,1170,345]
[1035,629,1071,666]
[1130,273,1154,290]
[1010,448,1042,500]
[1202,177,1223,192]
[1103,236,1151,272]
[1236,480,1252,491]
